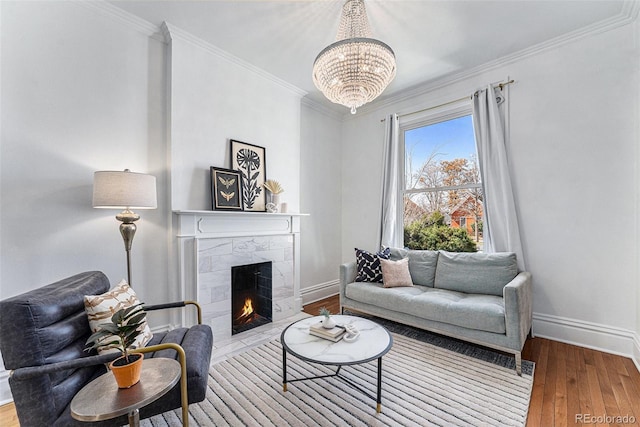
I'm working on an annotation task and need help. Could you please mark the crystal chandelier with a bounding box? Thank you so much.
[312,0,396,114]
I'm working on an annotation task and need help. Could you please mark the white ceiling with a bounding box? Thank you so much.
[109,0,625,112]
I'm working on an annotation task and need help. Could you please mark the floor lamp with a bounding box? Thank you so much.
[92,169,157,287]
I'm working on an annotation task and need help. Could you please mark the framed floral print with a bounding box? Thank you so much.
[229,139,266,212]
[210,167,244,211]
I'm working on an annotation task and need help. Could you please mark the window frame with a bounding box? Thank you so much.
[399,100,481,236]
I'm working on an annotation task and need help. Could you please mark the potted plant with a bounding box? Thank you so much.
[85,303,147,388]
[319,307,336,329]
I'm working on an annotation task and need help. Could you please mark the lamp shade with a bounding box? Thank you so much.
[92,170,157,209]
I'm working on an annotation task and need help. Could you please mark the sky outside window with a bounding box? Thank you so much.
[405,115,476,187]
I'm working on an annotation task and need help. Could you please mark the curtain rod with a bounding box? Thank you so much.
[380,79,515,122]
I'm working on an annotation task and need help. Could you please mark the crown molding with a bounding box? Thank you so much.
[72,0,164,42]
[160,21,173,43]
[162,21,307,99]
[352,1,639,118]
[301,97,345,121]
[622,0,640,22]
[74,2,306,99]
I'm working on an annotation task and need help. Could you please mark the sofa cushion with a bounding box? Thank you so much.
[355,247,391,283]
[380,258,413,288]
[434,251,518,296]
[389,248,438,287]
[345,282,506,334]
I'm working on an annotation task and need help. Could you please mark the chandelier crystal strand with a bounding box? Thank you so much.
[336,0,371,40]
[313,0,396,114]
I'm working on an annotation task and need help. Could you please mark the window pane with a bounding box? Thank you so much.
[403,188,483,251]
[405,115,477,191]
[403,114,483,252]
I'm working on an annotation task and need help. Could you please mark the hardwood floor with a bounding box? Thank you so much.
[523,335,640,426]
[0,401,19,427]
[2,295,638,427]
[301,295,341,317]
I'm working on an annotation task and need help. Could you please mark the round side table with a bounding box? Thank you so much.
[71,357,181,427]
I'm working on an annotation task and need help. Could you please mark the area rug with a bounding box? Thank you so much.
[142,332,534,426]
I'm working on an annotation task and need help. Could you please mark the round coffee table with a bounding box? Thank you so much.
[281,314,393,413]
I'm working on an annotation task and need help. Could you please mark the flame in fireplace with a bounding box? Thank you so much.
[238,298,254,320]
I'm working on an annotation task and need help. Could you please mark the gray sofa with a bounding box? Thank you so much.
[340,248,532,374]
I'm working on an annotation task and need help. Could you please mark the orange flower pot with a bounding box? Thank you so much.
[109,353,144,388]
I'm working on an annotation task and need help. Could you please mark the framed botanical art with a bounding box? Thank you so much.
[229,139,266,212]
[210,167,244,211]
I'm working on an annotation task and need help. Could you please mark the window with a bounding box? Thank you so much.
[402,111,483,252]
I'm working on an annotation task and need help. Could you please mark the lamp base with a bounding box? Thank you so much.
[117,210,139,251]
[116,209,140,224]
[116,209,139,286]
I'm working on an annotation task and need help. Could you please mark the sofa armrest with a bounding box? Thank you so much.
[503,271,533,349]
[339,262,357,306]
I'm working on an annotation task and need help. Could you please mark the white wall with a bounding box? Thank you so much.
[299,102,343,304]
[0,0,169,403]
[0,2,169,302]
[508,24,637,353]
[341,112,388,257]
[165,24,303,213]
[341,21,639,359]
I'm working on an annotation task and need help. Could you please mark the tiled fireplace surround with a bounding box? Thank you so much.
[174,211,304,342]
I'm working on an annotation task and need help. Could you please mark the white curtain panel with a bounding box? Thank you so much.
[473,85,526,270]
[379,113,403,249]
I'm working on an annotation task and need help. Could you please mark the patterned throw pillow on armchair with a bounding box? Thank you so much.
[84,279,153,354]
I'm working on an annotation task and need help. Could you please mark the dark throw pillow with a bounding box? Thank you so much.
[355,247,391,283]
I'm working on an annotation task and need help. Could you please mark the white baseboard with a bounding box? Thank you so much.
[300,280,339,306]
[633,332,640,373]
[533,312,638,363]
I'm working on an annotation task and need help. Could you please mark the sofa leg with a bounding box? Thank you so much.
[515,352,522,376]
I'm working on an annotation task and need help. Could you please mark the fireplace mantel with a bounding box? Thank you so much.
[174,210,308,238]
[172,210,308,339]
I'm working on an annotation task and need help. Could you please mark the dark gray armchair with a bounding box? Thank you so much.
[0,271,213,427]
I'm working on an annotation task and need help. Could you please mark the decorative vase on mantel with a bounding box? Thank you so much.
[266,192,280,213]
[263,180,284,213]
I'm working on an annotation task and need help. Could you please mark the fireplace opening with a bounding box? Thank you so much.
[231,261,272,335]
